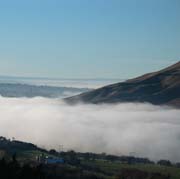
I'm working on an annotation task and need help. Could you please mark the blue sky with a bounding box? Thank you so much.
[0,0,179,79]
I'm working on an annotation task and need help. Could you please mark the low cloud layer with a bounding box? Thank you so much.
[0,96,180,162]
[0,77,123,88]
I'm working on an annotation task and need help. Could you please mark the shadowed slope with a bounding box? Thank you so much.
[65,61,180,107]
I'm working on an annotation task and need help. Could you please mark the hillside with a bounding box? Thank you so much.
[0,137,179,179]
[65,61,180,108]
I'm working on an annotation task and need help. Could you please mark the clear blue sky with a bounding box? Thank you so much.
[0,0,179,79]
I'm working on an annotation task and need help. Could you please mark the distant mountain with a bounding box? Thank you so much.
[65,61,180,108]
[0,83,90,98]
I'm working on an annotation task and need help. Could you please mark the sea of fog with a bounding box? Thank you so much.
[0,77,180,162]
[0,97,180,162]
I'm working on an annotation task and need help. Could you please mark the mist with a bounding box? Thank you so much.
[0,96,180,162]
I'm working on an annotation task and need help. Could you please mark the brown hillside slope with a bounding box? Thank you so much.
[65,61,180,108]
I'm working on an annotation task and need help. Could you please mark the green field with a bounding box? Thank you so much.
[17,150,180,179]
[0,148,174,179]
[82,160,180,179]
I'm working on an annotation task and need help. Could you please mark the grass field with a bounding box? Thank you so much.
[15,150,180,179]
[82,160,180,179]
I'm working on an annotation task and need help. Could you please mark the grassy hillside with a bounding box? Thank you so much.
[82,160,180,179]
[0,137,179,179]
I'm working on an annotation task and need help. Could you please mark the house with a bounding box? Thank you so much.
[37,154,64,164]
[45,158,64,164]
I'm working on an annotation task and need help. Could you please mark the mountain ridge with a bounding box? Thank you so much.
[0,83,91,98]
[65,61,180,108]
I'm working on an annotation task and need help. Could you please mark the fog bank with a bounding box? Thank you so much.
[0,96,180,162]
